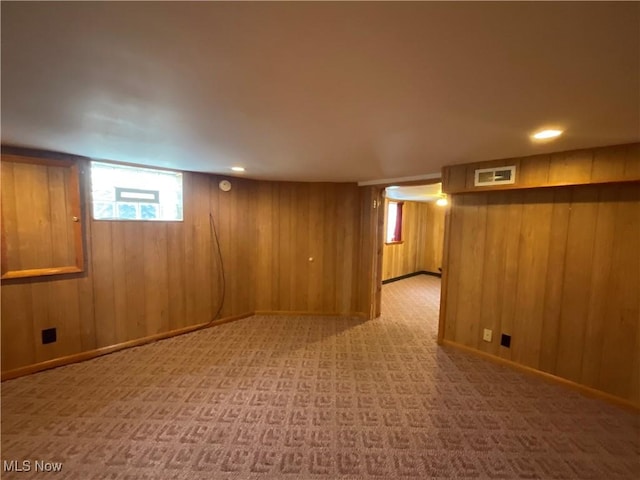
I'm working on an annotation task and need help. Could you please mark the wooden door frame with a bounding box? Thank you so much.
[358,186,383,319]
[364,178,446,325]
[436,201,452,344]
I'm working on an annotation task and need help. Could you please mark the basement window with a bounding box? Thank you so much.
[91,162,183,221]
[386,201,404,243]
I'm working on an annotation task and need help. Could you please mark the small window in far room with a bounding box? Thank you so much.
[91,162,183,221]
[386,201,404,243]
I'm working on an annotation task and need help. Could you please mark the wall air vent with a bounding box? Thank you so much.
[474,165,516,187]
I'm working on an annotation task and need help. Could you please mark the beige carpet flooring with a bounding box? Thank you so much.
[1,275,639,479]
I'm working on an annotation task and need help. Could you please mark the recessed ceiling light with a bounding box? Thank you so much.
[231,166,245,172]
[532,129,563,140]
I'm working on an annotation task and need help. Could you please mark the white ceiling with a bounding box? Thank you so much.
[385,184,442,203]
[2,2,638,183]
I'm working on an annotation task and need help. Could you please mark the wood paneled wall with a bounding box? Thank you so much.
[442,182,640,405]
[1,166,255,372]
[1,152,365,375]
[1,156,83,278]
[357,186,383,319]
[417,202,445,274]
[253,182,361,314]
[443,143,640,194]
[89,172,261,349]
[382,200,445,281]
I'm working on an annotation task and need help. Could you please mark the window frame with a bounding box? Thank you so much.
[90,161,184,222]
[385,200,404,245]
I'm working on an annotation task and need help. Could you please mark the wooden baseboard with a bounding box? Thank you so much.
[1,311,370,381]
[382,270,442,284]
[208,313,253,327]
[441,339,640,412]
[1,312,253,381]
[255,310,366,318]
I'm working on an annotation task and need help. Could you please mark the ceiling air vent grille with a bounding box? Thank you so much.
[474,165,516,187]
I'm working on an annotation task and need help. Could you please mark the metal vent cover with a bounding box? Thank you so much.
[474,165,516,186]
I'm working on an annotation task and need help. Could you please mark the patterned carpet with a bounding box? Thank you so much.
[1,275,639,479]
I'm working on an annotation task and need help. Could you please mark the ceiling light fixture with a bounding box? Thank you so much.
[532,129,563,140]
[436,195,448,207]
[231,166,245,172]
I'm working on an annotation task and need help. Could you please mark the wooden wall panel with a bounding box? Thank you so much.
[1,162,20,267]
[519,154,550,187]
[253,182,361,314]
[142,222,169,336]
[166,221,187,330]
[547,149,593,185]
[319,185,336,311]
[110,222,129,343]
[1,159,257,375]
[554,187,599,383]
[14,162,53,270]
[76,171,96,353]
[42,278,83,361]
[1,155,89,371]
[276,184,293,311]
[186,173,214,323]
[1,156,83,278]
[48,166,75,267]
[538,188,572,373]
[476,191,510,357]
[382,200,445,281]
[581,188,617,388]
[443,142,640,194]
[453,194,487,348]
[307,184,322,311]
[234,178,256,315]
[0,281,36,371]
[442,197,462,342]
[90,220,117,347]
[356,186,381,318]
[418,202,445,274]
[497,192,524,362]
[254,182,275,310]
[336,185,358,313]
[2,151,366,375]
[599,186,640,400]
[442,182,640,405]
[511,189,553,368]
[293,184,310,310]
[123,222,146,341]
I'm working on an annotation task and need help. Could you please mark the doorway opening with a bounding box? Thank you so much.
[369,181,447,325]
[381,183,446,283]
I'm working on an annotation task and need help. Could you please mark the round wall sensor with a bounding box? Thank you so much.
[219,180,232,192]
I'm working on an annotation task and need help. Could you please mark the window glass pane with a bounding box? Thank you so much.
[140,204,159,219]
[94,202,115,219]
[92,188,115,202]
[91,162,183,221]
[386,202,398,243]
[117,203,137,219]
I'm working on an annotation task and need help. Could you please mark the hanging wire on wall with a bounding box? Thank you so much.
[209,212,226,322]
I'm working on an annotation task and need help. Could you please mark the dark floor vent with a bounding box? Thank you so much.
[42,328,57,345]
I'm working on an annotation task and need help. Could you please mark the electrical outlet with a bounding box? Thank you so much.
[42,328,57,345]
[482,328,492,342]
